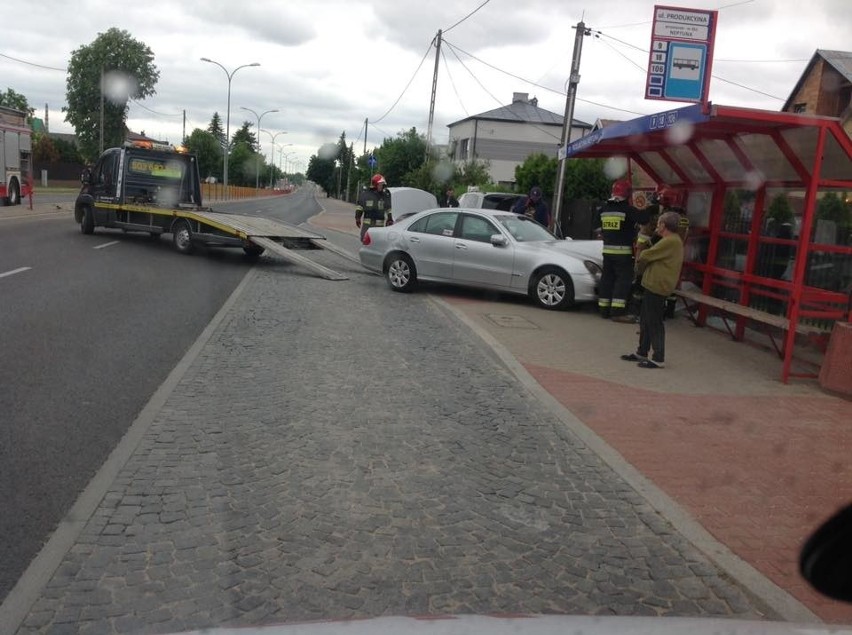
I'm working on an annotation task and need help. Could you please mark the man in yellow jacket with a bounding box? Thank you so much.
[620,211,684,369]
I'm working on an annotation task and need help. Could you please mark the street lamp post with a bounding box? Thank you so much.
[241,107,279,190]
[262,131,288,187]
[200,58,260,196]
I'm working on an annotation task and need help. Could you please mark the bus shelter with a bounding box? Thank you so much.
[563,103,852,382]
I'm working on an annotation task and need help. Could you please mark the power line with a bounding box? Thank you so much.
[444,39,644,116]
[443,0,491,34]
[370,38,435,124]
[444,42,563,142]
[0,51,65,72]
[130,100,183,117]
[595,31,786,101]
[440,47,469,117]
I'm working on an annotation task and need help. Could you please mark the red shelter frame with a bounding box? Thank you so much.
[563,103,852,382]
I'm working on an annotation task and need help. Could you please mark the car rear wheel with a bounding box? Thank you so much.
[530,267,574,310]
[385,253,416,292]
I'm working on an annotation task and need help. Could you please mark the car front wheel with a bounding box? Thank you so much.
[530,267,574,310]
[385,253,417,292]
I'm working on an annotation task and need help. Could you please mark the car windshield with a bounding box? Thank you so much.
[496,214,555,242]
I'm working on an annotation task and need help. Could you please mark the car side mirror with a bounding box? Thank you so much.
[800,502,852,602]
[491,234,509,247]
[80,169,92,185]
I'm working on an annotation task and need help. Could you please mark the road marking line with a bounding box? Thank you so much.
[93,241,120,250]
[0,267,32,279]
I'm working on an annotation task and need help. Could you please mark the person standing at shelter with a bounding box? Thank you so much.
[355,174,393,241]
[595,179,649,321]
[512,186,551,229]
[621,211,685,369]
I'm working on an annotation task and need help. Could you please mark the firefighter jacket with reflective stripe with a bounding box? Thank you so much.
[355,187,393,224]
[596,199,649,256]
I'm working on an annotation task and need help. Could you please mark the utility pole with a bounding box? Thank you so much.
[364,118,368,156]
[553,21,590,238]
[345,143,353,202]
[425,29,442,160]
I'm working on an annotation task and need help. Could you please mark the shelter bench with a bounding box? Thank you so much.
[673,287,828,358]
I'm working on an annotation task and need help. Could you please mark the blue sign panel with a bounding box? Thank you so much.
[368,154,377,169]
[645,5,718,105]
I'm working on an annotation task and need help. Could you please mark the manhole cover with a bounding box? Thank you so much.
[484,314,540,329]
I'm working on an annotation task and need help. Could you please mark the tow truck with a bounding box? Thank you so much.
[75,140,351,280]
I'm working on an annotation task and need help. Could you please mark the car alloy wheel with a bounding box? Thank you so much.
[531,267,573,310]
[386,254,416,292]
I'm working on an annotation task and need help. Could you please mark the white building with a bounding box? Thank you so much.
[447,92,592,187]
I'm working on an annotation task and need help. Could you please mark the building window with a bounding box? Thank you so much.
[793,103,807,113]
[458,139,469,160]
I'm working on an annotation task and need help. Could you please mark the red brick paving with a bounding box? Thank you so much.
[526,364,852,624]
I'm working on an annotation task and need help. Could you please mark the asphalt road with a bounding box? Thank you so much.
[0,191,313,602]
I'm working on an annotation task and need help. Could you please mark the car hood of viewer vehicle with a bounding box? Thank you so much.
[176,614,852,635]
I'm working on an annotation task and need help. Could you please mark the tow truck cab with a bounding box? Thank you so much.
[75,140,203,231]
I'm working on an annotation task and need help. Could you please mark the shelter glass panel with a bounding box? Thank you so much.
[716,236,749,273]
[734,134,800,184]
[665,145,713,184]
[639,152,680,185]
[694,139,743,182]
[818,133,852,182]
[780,126,818,179]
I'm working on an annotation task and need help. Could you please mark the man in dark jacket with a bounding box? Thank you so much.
[512,186,551,229]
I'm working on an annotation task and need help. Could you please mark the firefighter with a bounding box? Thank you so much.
[595,179,650,321]
[355,174,393,240]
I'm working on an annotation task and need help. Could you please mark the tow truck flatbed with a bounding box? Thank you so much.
[74,142,350,280]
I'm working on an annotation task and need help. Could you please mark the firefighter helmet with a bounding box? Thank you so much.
[655,184,685,209]
[371,174,387,188]
[610,179,632,200]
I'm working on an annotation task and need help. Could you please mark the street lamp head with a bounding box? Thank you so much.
[249,63,261,67]
[200,57,212,62]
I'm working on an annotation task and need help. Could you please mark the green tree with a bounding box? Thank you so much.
[207,112,225,148]
[375,127,427,187]
[816,191,851,245]
[51,136,83,163]
[32,134,60,165]
[515,153,557,198]
[454,159,492,188]
[723,190,742,232]
[306,145,337,195]
[566,159,611,201]
[0,88,34,120]
[185,128,222,182]
[64,28,159,161]
[766,193,794,226]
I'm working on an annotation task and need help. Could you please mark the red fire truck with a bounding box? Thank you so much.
[0,105,33,206]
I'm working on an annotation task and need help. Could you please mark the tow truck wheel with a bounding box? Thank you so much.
[243,245,265,258]
[80,206,95,234]
[172,220,195,255]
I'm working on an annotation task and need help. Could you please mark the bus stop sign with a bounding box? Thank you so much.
[645,5,718,105]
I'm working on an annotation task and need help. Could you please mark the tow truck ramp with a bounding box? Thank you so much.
[190,211,350,281]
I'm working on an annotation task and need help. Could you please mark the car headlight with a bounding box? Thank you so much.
[583,260,603,277]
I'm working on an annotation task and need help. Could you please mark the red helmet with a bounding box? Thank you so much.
[610,179,632,200]
[655,184,685,209]
[371,174,386,188]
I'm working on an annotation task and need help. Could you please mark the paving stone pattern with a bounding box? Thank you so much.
[19,252,775,634]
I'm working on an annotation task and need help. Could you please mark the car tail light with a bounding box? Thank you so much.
[361,230,371,246]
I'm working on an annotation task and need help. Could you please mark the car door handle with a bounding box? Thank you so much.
[455,243,467,250]
[409,237,421,243]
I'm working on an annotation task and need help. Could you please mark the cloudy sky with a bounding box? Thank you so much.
[2,0,850,169]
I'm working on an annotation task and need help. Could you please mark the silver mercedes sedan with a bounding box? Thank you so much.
[359,208,603,310]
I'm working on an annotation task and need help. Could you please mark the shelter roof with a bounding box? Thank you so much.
[562,103,852,191]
